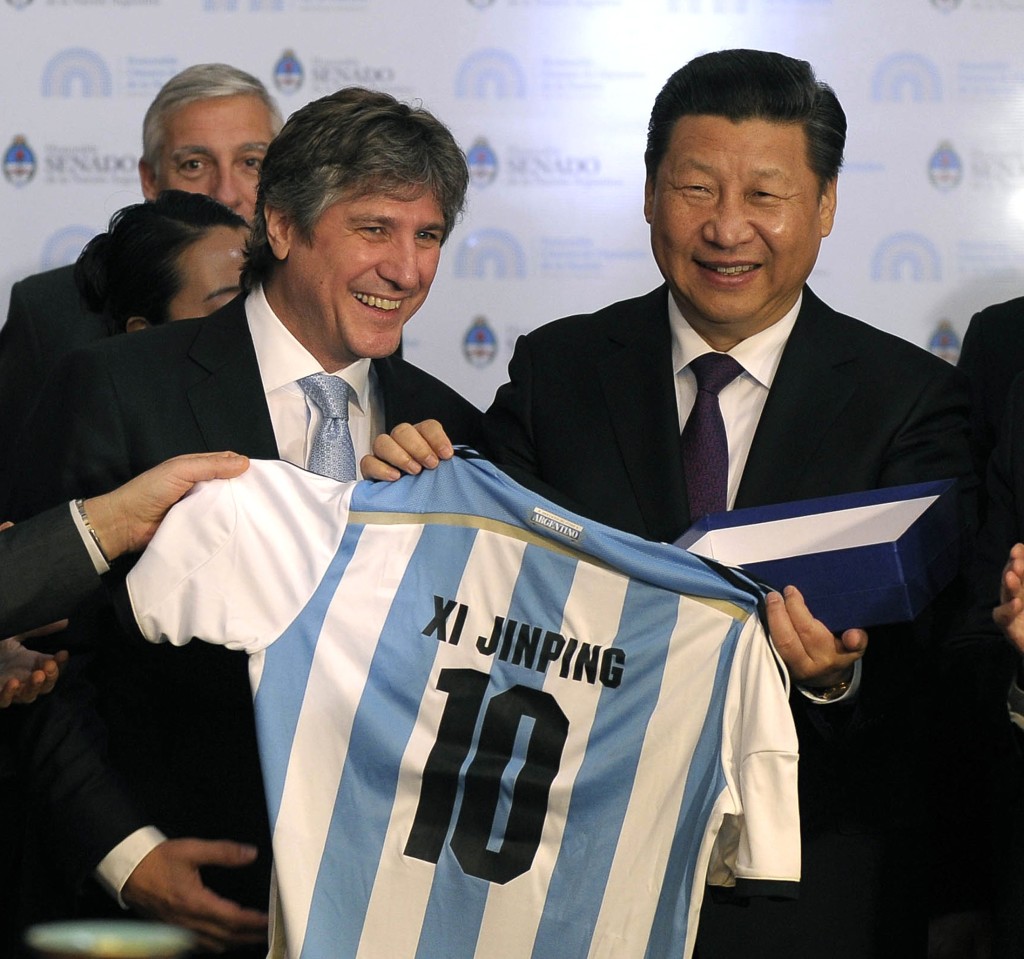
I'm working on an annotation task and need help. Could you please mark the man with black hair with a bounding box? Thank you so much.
[367,49,974,958]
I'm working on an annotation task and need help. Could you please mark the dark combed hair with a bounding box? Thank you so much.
[75,190,247,331]
[645,49,846,190]
[243,87,469,292]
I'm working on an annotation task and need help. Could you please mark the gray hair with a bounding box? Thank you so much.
[141,63,283,174]
[242,87,469,291]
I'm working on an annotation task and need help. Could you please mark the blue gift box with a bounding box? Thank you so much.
[674,480,961,632]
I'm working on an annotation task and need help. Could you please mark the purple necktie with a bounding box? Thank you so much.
[680,352,744,522]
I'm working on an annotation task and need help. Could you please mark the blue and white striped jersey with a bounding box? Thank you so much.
[128,455,799,959]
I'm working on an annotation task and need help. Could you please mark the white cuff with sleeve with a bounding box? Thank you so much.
[95,826,167,907]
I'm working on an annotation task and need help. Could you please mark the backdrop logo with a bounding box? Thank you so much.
[467,138,499,187]
[456,49,526,99]
[670,0,751,10]
[463,317,498,366]
[506,147,603,185]
[44,146,137,186]
[454,229,526,278]
[871,232,942,281]
[274,50,304,93]
[928,321,960,363]
[41,49,112,98]
[871,53,942,102]
[928,141,962,190]
[311,58,396,91]
[3,136,36,187]
[41,226,96,271]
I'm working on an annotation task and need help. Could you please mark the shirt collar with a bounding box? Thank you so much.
[668,289,801,390]
[245,283,372,411]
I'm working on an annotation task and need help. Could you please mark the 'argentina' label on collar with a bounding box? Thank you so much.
[530,507,583,541]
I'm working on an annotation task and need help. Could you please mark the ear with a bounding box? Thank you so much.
[264,205,294,263]
[125,316,151,334]
[818,178,838,238]
[138,160,159,202]
[643,175,656,224]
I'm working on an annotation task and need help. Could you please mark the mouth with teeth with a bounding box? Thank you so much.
[354,292,401,311]
[701,262,758,276]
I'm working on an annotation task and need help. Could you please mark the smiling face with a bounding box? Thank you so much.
[139,94,276,224]
[261,190,445,371]
[644,114,837,351]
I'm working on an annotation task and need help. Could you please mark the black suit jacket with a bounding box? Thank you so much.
[0,505,98,637]
[0,266,110,504]
[7,295,484,944]
[483,284,975,958]
[957,295,1024,506]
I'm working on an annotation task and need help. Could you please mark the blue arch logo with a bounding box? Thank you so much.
[454,229,526,278]
[455,49,526,99]
[871,53,941,102]
[41,226,97,271]
[871,232,942,282]
[41,49,112,98]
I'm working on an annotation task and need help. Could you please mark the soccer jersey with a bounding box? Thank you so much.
[128,455,799,959]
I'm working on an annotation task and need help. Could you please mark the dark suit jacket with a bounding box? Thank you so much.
[7,295,484,947]
[0,505,98,637]
[483,284,975,959]
[0,265,110,506]
[957,295,1024,508]
[952,372,1024,959]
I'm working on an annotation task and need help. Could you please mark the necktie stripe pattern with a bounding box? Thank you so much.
[680,353,744,522]
[299,373,357,482]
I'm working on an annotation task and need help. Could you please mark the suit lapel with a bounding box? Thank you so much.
[596,286,691,539]
[736,288,858,508]
[185,297,280,459]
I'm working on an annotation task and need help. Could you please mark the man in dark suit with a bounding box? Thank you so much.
[958,296,1024,492]
[9,87,482,955]
[367,50,974,958]
[0,63,282,479]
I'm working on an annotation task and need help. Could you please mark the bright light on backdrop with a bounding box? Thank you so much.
[1,0,1022,407]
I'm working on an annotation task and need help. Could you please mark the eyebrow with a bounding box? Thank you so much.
[678,158,789,181]
[169,142,269,161]
[349,213,446,233]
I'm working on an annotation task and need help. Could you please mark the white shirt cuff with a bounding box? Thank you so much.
[797,658,863,704]
[94,826,167,907]
[69,500,110,575]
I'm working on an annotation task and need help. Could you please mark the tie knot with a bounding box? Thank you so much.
[299,373,352,420]
[689,352,743,397]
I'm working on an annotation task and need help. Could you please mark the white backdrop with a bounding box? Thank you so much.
[2,0,1023,409]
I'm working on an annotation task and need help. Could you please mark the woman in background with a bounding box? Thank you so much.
[75,189,248,333]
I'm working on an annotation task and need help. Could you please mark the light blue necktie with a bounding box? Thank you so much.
[299,373,357,482]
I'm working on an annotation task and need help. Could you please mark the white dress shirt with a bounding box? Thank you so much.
[667,290,861,704]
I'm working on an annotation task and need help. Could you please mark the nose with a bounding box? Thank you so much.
[702,192,755,249]
[208,165,248,219]
[378,235,420,290]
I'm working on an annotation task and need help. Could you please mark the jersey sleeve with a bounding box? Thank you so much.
[706,615,801,900]
[127,460,350,654]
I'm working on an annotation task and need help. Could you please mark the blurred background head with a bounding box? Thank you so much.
[75,190,248,333]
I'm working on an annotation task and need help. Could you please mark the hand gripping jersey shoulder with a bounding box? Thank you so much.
[129,455,800,959]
